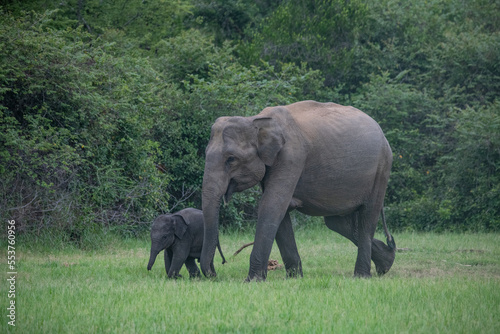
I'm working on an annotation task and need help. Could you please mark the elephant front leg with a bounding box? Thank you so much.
[246,158,305,282]
[246,237,274,282]
[275,212,302,278]
[167,245,190,279]
[164,249,173,276]
[246,197,292,282]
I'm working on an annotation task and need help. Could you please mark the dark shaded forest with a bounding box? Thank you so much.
[1,0,499,239]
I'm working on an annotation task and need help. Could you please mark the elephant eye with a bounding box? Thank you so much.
[226,156,236,165]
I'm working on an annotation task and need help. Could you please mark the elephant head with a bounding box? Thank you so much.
[147,213,188,271]
[200,114,285,277]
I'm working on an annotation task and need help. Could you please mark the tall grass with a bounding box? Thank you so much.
[2,226,499,333]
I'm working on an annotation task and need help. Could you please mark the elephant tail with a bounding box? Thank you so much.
[232,241,254,257]
[381,207,396,250]
[217,241,227,265]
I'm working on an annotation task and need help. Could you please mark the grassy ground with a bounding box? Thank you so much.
[2,224,499,333]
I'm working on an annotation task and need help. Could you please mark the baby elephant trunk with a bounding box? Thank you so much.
[147,248,160,271]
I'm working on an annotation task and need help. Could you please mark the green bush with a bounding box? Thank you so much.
[437,101,500,231]
[240,0,369,90]
[1,0,499,236]
[0,10,170,236]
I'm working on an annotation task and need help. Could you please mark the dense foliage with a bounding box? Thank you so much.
[1,0,499,237]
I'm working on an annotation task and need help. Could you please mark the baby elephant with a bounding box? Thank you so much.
[147,208,226,278]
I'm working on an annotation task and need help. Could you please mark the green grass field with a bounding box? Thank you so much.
[2,224,499,333]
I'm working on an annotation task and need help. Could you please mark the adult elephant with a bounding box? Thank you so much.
[200,101,396,281]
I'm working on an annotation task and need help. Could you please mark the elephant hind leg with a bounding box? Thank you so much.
[324,213,372,277]
[324,213,396,277]
[275,212,303,278]
[352,208,376,278]
[185,257,201,278]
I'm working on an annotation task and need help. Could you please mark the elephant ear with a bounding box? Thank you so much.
[253,117,285,166]
[172,214,188,239]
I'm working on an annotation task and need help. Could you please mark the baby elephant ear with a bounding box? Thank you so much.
[172,215,188,239]
[253,117,285,166]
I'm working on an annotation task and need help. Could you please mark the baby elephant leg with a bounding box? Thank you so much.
[185,257,201,278]
[168,250,189,278]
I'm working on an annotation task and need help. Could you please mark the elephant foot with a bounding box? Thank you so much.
[372,237,396,276]
[201,267,217,278]
[353,259,372,278]
[167,274,183,279]
[285,266,303,278]
[354,272,372,279]
[245,269,267,282]
[244,276,266,283]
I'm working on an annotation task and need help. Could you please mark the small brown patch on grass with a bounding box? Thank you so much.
[267,259,283,271]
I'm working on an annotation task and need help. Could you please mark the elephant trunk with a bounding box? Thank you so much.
[200,168,229,278]
[147,248,160,271]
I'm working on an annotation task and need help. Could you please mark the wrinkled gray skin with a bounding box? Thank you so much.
[147,208,226,278]
[201,101,396,281]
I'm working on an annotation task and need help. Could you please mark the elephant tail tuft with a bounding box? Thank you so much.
[387,235,396,250]
[217,241,227,265]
